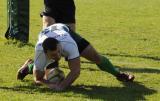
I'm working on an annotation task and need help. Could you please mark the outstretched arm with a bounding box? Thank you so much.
[56,57,80,90]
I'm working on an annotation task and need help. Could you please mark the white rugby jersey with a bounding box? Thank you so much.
[34,23,79,71]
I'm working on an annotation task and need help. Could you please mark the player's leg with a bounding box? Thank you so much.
[68,31,122,77]
[42,16,76,31]
[17,59,34,80]
[57,1,76,32]
[66,29,135,82]
[80,45,135,82]
[80,45,120,76]
[41,0,76,31]
[17,59,59,80]
[42,16,56,29]
[41,14,76,32]
[66,23,76,32]
[40,0,57,29]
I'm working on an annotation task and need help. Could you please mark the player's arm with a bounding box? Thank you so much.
[33,68,47,84]
[56,41,81,90]
[58,57,80,90]
[33,67,58,89]
[33,50,58,89]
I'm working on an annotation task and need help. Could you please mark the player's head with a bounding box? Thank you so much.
[42,38,61,60]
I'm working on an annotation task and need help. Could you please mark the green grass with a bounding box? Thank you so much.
[0,0,160,100]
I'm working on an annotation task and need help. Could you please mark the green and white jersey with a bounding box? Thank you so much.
[34,23,79,71]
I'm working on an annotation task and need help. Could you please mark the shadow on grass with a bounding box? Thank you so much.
[116,66,160,74]
[0,82,156,101]
[102,53,160,61]
[0,83,54,94]
[4,40,35,48]
[67,82,156,101]
[79,61,160,73]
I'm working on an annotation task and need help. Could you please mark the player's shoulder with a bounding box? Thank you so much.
[35,42,43,51]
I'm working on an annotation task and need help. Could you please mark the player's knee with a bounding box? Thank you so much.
[67,23,76,32]
[94,54,101,64]
[42,16,56,28]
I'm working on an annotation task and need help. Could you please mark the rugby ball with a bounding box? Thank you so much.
[46,68,65,83]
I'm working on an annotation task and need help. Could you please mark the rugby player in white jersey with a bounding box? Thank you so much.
[17,23,134,91]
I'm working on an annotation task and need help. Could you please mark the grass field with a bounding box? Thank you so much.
[0,0,160,100]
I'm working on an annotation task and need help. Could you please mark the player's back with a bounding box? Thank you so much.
[36,23,76,51]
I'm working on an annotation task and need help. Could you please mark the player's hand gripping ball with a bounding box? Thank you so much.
[46,68,65,83]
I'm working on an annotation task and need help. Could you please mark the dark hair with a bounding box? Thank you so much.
[42,37,59,53]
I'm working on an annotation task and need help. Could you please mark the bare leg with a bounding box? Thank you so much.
[66,23,76,32]
[42,16,76,32]
[80,45,101,64]
[80,45,135,82]
[42,16,56,29]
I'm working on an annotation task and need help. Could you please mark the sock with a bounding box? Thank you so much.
[97,55,120,76]
[28,63,34,74]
